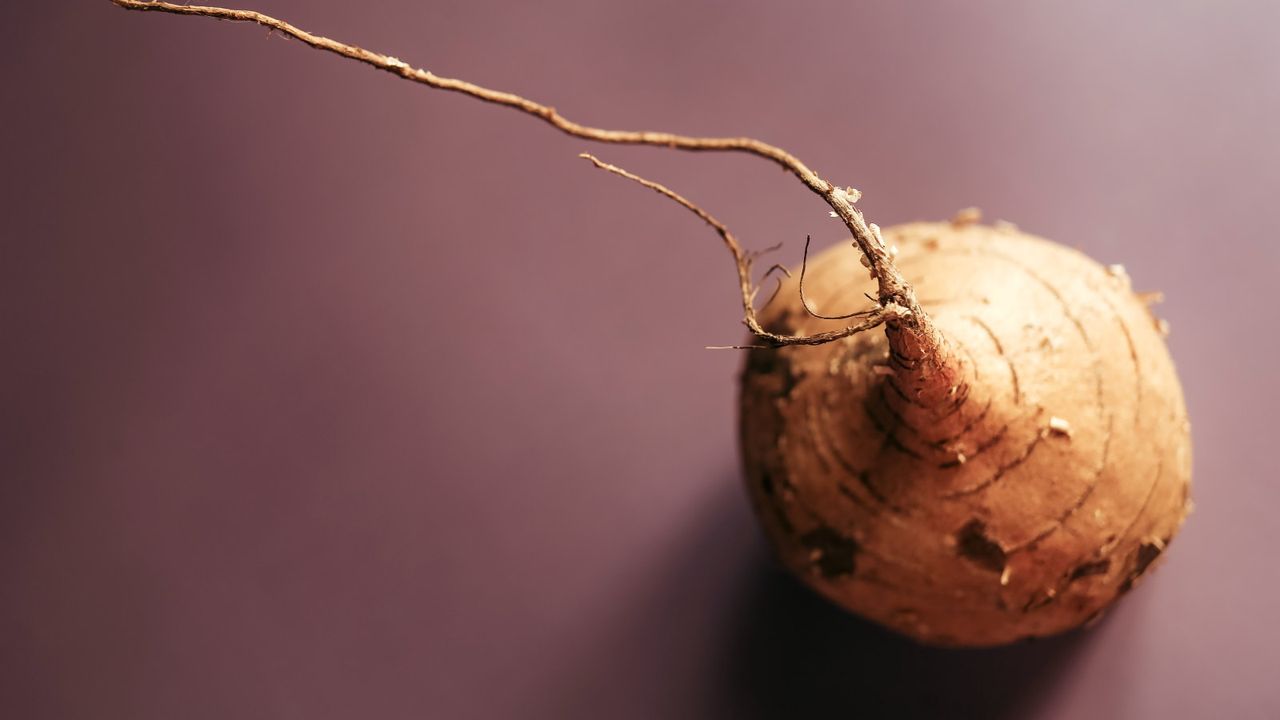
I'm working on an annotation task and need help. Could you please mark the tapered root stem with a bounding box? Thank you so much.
[886,318,970,413]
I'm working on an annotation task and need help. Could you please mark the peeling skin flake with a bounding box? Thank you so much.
[869,223,885,248]
[1047,416,1073,437]
[1107,264,1132,289]
[839,186,862,203]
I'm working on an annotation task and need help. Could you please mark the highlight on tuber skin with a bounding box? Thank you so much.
[111,0,1193,647]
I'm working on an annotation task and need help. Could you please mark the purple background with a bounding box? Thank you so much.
[3,1,1277,718]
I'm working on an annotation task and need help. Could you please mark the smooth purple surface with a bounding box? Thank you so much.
[3,2,1277,718]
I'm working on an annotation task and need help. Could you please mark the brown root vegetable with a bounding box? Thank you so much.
[112,0,1192,647]
[740,220,1191,646]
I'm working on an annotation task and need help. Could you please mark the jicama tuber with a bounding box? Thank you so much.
[740,218,1191,646]
[111,0,1193,647]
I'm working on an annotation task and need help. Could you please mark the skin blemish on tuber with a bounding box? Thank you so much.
[1118,540,1167,594]
[113,0,1193,648]
[1046,416,1074,438]
[1068,559,1112,582]
[955,520,1009,574]
[800,526,860,578]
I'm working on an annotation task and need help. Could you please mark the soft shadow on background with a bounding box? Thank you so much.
[555,475,1097,719]
[723,556,1094,719]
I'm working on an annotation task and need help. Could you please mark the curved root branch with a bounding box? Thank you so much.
[579,154,883,346]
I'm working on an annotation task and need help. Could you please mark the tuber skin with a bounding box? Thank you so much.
[741,219,1192,646]
[112,0,1193,647]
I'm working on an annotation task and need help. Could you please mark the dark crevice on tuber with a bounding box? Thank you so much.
[759,471,775,497]
[800,526,859,578]
[1118,540,1166,594]
[955,519,1007,573]
[1068,558,1111,582]
[757,471,795,534]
